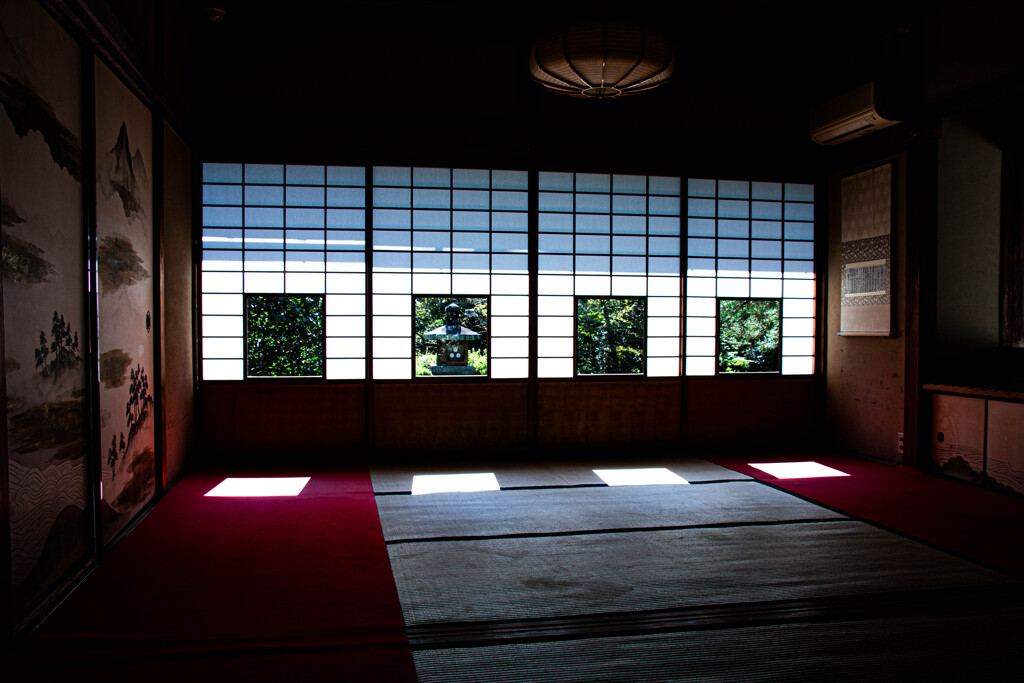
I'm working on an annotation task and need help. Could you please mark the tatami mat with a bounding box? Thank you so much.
[375,456,1023,681]
[387,521,1013,627]
[370,456,749,493]
[412,607,1023,682]
[376,481,844,541]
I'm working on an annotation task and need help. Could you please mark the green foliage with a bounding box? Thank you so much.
[576,298,645,375]
[467,348,487,375]
[415,349,488,376]
[415,352,437,376]
[247,295,324,377]
[35,311,80,379]
[718,299,781,373]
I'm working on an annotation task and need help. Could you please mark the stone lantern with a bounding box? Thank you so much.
[422,302,481,375]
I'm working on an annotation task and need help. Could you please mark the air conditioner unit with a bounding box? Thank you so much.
[810,82,900,145]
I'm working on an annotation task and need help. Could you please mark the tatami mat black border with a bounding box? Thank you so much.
[407,583,1024,650]
[384,517,851,545]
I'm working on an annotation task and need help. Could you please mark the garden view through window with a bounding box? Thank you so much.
[576,297,646,375]
[246,294,325,377]
[414,297,488,376]
[717,298,781,373]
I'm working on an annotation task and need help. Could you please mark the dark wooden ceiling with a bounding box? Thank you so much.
[180,1,1021,172]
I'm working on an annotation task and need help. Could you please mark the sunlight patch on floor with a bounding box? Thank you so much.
[205,477,312,497]
[592,468,689,487]
[411,473,500,495]
[748,462,850,479]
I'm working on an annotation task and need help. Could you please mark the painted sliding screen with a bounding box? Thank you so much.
[1,0,90,617]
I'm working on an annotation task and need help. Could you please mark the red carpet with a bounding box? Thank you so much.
[701,450,1024,578]
[12,467,417,682]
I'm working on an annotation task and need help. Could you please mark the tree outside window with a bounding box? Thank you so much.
[246,295,325,377]
[576,297,646,375]
[717,298,781,373]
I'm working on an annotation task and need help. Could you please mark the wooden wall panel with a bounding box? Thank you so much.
[931,394,986,484]
[374,383,527,452]
[199,378,825,458]
[686,377,816,444]
[537,381,682,446]
[936,115,1001,351]
[826,157,909,464]
[201,383,366,458]
[159,122,193,487]
[986,400,1024,495]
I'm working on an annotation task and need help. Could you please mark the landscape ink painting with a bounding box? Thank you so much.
[94,58,155,544]
[1,0,89,616]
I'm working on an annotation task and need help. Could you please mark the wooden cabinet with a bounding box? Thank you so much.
[929,386,1024,496]
[986,401,1024,495]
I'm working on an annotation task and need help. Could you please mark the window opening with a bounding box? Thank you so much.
[537,172,681,377]
[685,179,814,375]
[245,294,325,377]
[414,296,489,376]
[575,297,646,375]
[371,167,528,379]
[200,163,366,380]
[717,298,781,374]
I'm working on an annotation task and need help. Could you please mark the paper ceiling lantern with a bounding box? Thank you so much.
[528,22,675,98]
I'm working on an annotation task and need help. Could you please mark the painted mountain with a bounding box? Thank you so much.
[98,121,150,224]
[0,71,82,181]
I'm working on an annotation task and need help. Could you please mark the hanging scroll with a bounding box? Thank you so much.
[840,163,893,336]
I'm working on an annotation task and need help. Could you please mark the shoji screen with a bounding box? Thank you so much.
[371,167,530,379]
[684,179,815,375]
[200,163,367,379]
[536,172,682,377]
